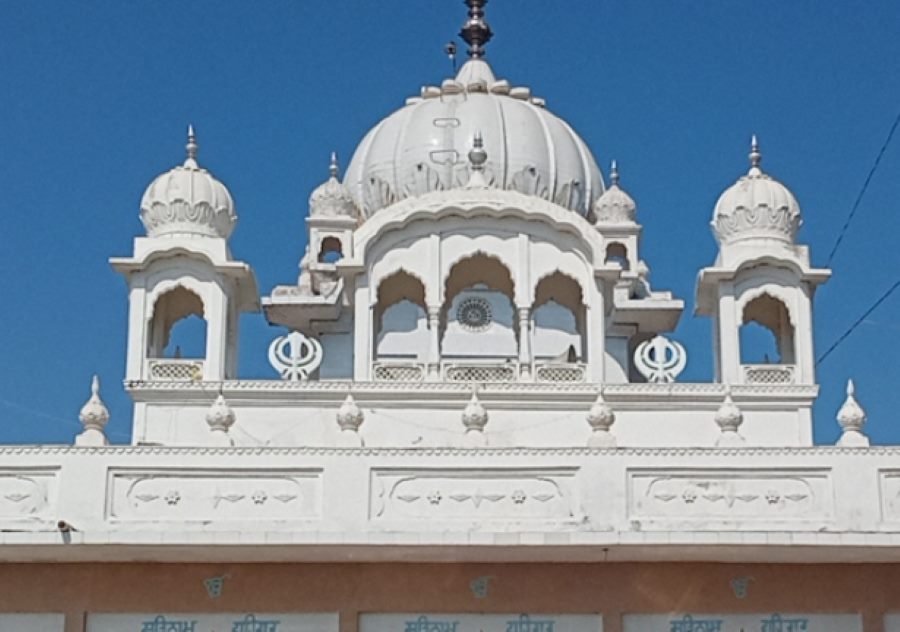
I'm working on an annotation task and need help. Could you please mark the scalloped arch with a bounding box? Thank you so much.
[737,285,797,328]
[147,278,209,321]
[353,189,605,266]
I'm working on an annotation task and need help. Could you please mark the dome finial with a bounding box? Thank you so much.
[460,0,493,59]
[749,134,761,174]
[329,151,339,179]
[469,131,487,171]
[185,124,199,168]
[465,131,489,188]
[610,160,620,187]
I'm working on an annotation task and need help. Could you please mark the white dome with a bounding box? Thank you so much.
[593,161,636,223]
[140,127,237,239]
[344,59,604,218]
[309,153,359,219]
[712,137,801,246]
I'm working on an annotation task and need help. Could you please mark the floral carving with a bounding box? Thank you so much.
[373,470,575,522]
[115,471,318,521]
[633,471,828,524]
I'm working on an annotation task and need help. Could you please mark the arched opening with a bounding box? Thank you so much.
[148,286,207,359]
[740,294,795,364]
[532,271,585,362]
[374,270,428,360]
[441,253,516,359]
[318,236,343,264]
[605,242,630,270]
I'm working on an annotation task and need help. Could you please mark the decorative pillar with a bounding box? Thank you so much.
[517,306,532,380]
[427,304,442,380]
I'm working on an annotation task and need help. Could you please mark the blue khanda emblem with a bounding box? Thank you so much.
[204,575,227,598]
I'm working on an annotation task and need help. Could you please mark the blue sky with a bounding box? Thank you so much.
[1,1,899,445]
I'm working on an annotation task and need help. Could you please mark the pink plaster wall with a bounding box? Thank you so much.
[0,562,895,632]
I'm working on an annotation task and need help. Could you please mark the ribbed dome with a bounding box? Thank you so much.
[140,127,237,239]
[344,59,604,218]
[593,161,636,224]
[309,153,359,219]
[712,137,801,246]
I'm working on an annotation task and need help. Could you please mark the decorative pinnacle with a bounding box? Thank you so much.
[329,151,339,179]
[460,0,493,59]
[749,134,761,173]
[469,131,487,171]
[610,160,620,187]
[185,124,199,167]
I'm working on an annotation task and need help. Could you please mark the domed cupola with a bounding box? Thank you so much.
[309,153,359,219]
[593,161,636,224]
[140,126,237,239]
[712,136,801,246]
[343,0,604,218]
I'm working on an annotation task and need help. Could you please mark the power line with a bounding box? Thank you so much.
[817,278,900,366]
[826,111,900,266]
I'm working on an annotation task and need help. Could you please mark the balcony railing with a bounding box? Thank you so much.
[146,359,204,381]
[372,361,426,382]
[743,364,795,384]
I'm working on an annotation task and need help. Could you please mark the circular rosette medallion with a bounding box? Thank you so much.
[457,297,493,332]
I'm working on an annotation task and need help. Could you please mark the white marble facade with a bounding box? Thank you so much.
[6,0,889,590]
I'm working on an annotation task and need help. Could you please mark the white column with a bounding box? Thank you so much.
[517,306,533,380]
[586,278,606,383]
[125,286,148,381]
[718,291,741,385]
[204,289,228,381]
[427,304,441,379]
[353,280,372,380]
[795,289,815,385]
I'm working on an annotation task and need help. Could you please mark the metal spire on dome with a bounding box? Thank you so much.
[460,0,493,59]
[749,134,761,175]
[610,160,620,187]
[185,124,199,168]
[329,151,340,179]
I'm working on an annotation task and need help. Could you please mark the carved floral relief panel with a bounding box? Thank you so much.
[0,469,57,523]
[370,468,580,526]
[107,469,322,522]
[628,468,833,529]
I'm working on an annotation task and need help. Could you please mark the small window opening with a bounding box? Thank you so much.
[318,237,343,264]
[148,286,207,359]
[605,243,630,270]
[740,294,795,364]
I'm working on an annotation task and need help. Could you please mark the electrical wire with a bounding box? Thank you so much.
[817,278,900,366]
[826,111,900,266]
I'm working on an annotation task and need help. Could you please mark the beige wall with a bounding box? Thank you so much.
[0,562,896,632]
